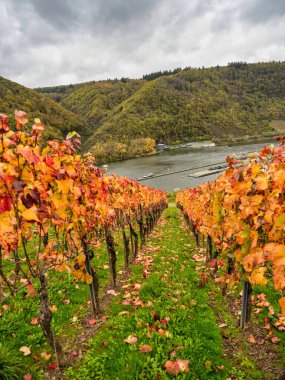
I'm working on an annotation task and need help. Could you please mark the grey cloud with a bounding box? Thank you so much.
[0,0,285,87]
[242,0,285,23]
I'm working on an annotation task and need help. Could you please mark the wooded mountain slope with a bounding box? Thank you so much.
[0,76,88,140]
[36,62,285,161]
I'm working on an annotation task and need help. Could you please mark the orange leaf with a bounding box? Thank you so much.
[139,344,152,353]
[165,359,189,375]
[255,174,269,191]
[40,352,51,361]
[279,297,285,316]
[30,317,39,325]
[264,243,285,266]
[248,335,256,344]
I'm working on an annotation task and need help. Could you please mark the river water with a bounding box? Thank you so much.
[104,139,277,191]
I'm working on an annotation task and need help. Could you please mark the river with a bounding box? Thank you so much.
[103,139,277,191]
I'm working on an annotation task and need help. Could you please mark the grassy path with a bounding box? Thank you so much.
[66,207,230,379]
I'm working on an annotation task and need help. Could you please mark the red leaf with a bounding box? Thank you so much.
[88,319,96,325]
[161,317,170,326]
[152,310,159,321]
[27,284,35,298]
[72,351,78,357]
[48,362,58,369]
[23,374,32,380]
[0,195,12,213]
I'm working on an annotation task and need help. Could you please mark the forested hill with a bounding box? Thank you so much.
[35,62,285,162]
[0,76,88,141]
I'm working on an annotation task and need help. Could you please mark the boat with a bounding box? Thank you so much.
[189,169,224,178]
[208,164,227,170]
[142,172,154,179]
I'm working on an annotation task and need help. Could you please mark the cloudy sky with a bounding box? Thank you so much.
[1,0,285,88]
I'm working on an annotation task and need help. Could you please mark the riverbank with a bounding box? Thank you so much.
[103,139,279,191]
[214,131,279,147]
[98,132,279,166]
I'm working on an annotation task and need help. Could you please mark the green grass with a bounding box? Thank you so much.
[0,227,131,379]
[1,207,284,379]
[0,342,25,380]
[66,207,230,379]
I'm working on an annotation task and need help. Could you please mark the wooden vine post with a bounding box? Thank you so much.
[129,222,138,259]
[105,226,117,288]
[39,272,65,366]
[121,223,130,269]
[240,279,252,329]
[39,236,65,366]
[84,248,100,315]
[138,205,145,247]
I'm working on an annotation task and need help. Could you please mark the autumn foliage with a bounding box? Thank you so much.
[177,138,285,315]
[0,110,167,360]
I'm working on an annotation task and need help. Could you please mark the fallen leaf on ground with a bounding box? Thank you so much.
[19,346,31,356]
[118,311,130,316]
[124,335,137,344]
[48,362,58,369]
[248,335,256,344]
[107,289,118,296]
[165,359,189,375]
[271,336,281,343]
[139,344,152,352]
[30,318,39,325]
[40,352,51,361]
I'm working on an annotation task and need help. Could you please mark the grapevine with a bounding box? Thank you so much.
[0,111,167,363]
[177,137,285,325]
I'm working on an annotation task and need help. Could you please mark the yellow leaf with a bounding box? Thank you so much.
[85,273,93,285]
[250,267,267,286]
[21,206,39,222]
[56,178,73,195]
